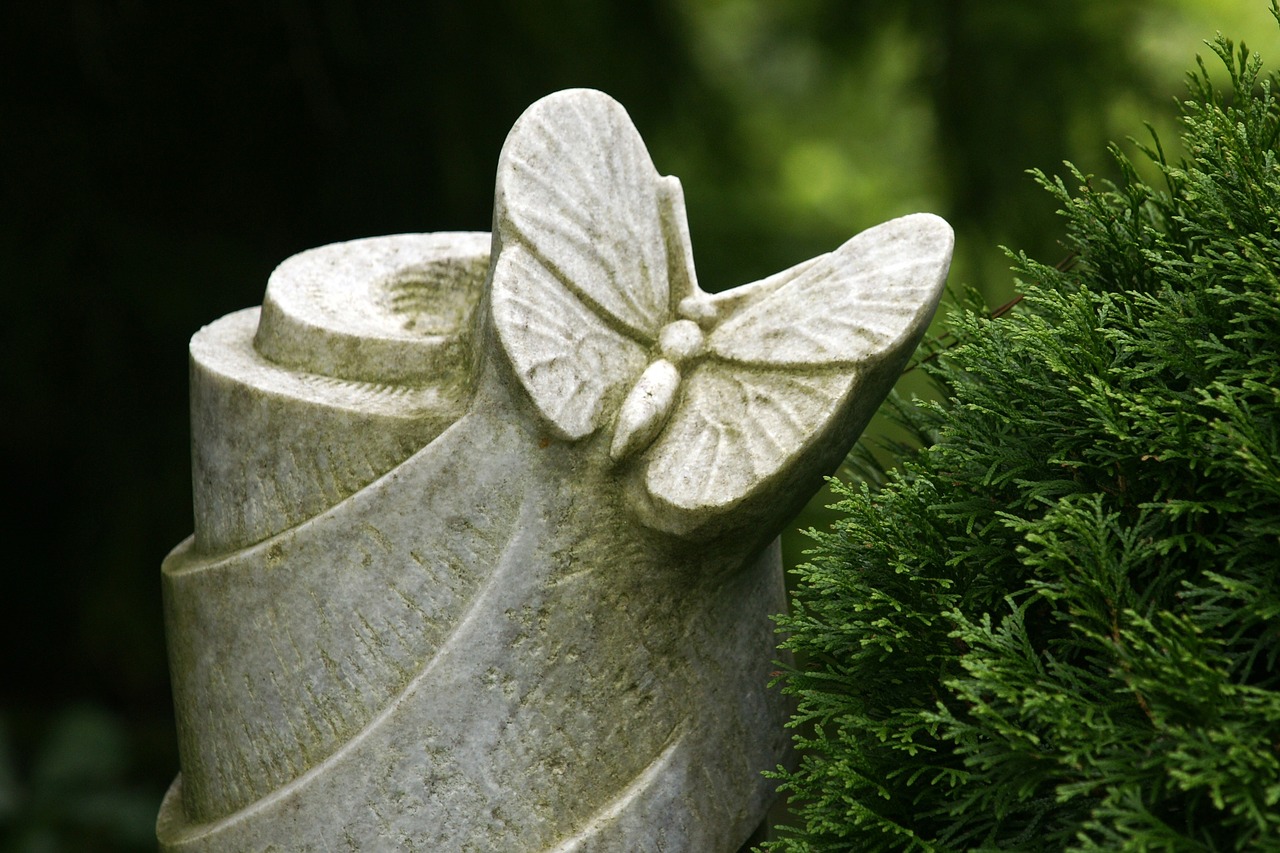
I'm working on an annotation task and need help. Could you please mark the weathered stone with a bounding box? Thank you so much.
[158,88,953,851]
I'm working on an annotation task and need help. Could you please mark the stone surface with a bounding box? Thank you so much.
[158,88,954,851]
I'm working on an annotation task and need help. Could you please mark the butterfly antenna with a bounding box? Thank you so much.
[658,176,701,309]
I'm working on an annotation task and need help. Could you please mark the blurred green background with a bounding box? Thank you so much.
[2,2,1276,849]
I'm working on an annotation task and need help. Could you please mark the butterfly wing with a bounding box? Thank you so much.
[642,364,852,512]
[490,88,688,439]
[490,243,650,440]
[638,213,953,532]
[707,213,954,366]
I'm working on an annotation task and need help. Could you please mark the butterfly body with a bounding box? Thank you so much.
[657,318,706,362]
[612,358,681,461]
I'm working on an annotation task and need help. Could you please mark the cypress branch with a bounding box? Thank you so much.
[766,16,1280,852]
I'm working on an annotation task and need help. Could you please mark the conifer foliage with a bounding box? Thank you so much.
[767,23,1280,852]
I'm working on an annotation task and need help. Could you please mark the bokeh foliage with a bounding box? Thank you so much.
[2,2,1277,849]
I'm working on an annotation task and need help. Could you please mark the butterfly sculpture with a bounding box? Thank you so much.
[156,88,956,852]
[490,89,953,533]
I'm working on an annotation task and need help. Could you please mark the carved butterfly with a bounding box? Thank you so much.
[489,89,953,526]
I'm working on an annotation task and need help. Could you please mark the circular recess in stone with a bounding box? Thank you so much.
[254,232,491,385]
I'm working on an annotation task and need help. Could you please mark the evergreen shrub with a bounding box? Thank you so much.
[767,22,1280,852]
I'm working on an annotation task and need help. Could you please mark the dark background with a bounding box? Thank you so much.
[2,1,1267,848]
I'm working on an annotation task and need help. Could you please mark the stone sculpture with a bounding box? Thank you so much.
[157,88,953,851]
